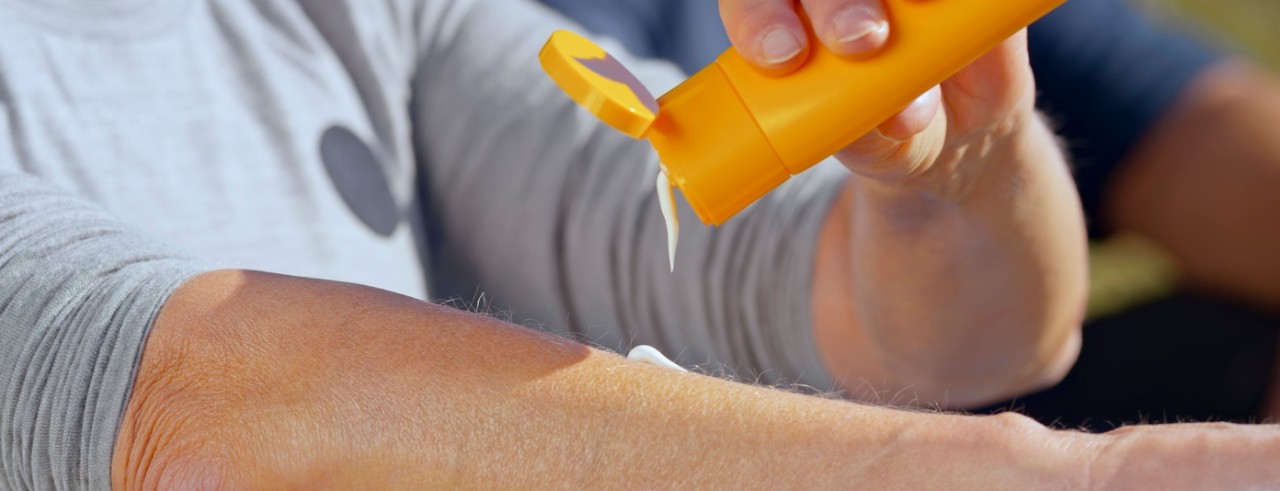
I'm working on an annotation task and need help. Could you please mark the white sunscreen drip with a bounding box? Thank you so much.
[656,172,680,272]
[626,345,688,372]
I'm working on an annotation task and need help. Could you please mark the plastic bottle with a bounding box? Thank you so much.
[541,0,1067,226]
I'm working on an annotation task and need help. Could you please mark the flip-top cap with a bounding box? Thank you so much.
[539,30,659,138]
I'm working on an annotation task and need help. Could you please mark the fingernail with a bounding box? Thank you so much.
[759,28,803,66]
[832,7,888,55]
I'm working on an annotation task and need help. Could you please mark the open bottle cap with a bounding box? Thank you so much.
[539,30,659,139]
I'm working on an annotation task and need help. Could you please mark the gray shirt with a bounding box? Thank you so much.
[0,0,847,488]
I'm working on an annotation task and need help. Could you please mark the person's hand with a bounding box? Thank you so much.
[757,1,1083,408]
[719,0,1038,201]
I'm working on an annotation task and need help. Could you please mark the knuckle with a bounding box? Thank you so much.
[724,0,796,33]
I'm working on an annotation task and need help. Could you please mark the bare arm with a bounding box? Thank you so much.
[109,270,1076,488]
[113,270,1280,489]
[814,110,1086,408]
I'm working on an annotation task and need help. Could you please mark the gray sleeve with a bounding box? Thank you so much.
[0,172,205,490]
[413,0,849,389]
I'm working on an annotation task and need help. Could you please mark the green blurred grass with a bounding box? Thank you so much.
[1133,0,1280,67]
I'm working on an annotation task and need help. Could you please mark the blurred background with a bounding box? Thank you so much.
[1089,0,1280,319]
[1137,0,1280,68]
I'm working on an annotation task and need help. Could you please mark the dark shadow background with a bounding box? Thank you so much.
[978,292,1279,430]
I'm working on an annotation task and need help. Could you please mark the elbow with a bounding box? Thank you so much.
[925,323,1083,409]
[1015,326,1082,394]
[920,277,1089,408]
[987,326,1082,405]
[867,318,1083,410]
[821,263,1090,409]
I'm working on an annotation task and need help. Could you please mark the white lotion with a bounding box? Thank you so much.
[656,171,680,272]
[626,345,688,372]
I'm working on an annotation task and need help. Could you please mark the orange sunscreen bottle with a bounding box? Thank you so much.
[541,0,1067,226]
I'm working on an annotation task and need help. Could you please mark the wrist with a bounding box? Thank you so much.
[951,412,1099,489]
[846,410,1098,489]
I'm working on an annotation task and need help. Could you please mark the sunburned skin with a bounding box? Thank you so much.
[656,171,679,272]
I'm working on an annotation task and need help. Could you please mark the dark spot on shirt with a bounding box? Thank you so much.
[320,126,400,236]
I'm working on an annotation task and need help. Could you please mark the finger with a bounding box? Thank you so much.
[834,127,903,173]
[720,0,811,74]
[938,31,1033,132]
[799,0,890,58]
[835,86,945,178]
[877,85,942,141]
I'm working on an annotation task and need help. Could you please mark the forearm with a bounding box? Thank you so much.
[817,110,1087,407]
[115,270,1090,489]
[1107,60,1280,311]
